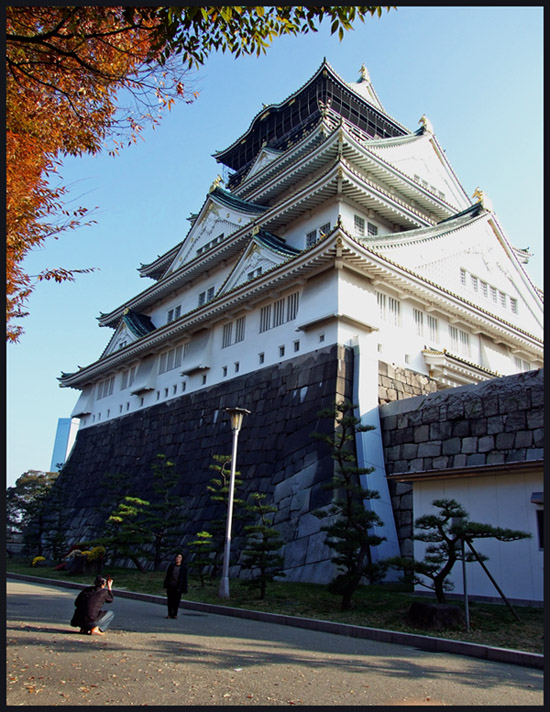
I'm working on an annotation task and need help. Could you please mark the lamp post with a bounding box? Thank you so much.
[218,406,250,599]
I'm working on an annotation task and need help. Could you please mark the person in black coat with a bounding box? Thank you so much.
[163,552,188,618]
[71,575,115,635]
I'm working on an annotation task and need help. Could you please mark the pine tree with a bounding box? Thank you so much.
[139,454,187,571]
[240,493,285,600]
[187,531,215,587]
[202,454,245,577]
[389,498,532,603]
[311,401,387,610]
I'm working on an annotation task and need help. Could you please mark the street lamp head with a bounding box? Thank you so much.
[224,406,251,432]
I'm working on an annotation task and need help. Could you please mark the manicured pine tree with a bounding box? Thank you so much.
[311,400,387,611]
[187,531,215,587]
[239,493,285,600]
[201,453,245,577]
[389,498,531,604]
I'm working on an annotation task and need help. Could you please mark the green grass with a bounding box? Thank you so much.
[7,560,543,655]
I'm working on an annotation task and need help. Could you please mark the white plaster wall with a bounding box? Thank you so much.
[413,473,543,602]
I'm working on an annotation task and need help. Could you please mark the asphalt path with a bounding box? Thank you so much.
[6,580,543,707]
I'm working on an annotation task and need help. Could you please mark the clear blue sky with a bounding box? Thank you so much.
[6,7,543,488]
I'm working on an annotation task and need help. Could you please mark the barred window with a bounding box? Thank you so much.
[376,291,386,320]
[235,316,246,343]
[376,292,400,326]
[500,291,507,308]
[159,345,183,374]
[286,292,299,321]
[460,268,467,286]
[450,326,470,356]
[97,376,114,399]
[367,222,378,236]
[510,298,518,314]
[471,275,478,292]
[413,308,424,336]
[388,297,400,326]
[354,214,365,236]
[260,304,272,332]
[120,366,136,390]
[481,281,488,298]
[260,292,299,332]
[273,298,286,327]
[222,322,233,348]
[427,315,439,343]
[223,316,246,347]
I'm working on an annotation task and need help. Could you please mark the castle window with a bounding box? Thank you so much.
[259,292,299,332]
[427,315,439,343]
[514,356,530,372]
[481,281,488,298]
[286,292,299,321]
[273,298,285,327]
[222,366,228,377]
[259,352,265,364]
[460,268,467,286]
[279,345,285,357]
[450,325,470,356]
[247,267,262,280]
[97,376,114,400]
[471,275,478,291]
[235,316,246,343]
[510,298,518,314]
[120,366,136,390]
[234,362,240,373]
[202,374,207,385]
[222,316,246,347]
[491,286,498,302]
[222,322,233,348]
[354,214,365,236]
[500,291,507,308]
[367,222,378,236]
[319,222,331,238]
[413,309,424,336]
[198,286,215,306]
[388,297,400,326]
[306,229,317,248]
[159,344,183,374]
[377,292,400,325]
[175,305,181,319]
[260,304,272,332]
[294,340,300,352]
[167,309,174,323]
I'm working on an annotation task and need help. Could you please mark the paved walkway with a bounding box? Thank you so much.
[6,579,543,706]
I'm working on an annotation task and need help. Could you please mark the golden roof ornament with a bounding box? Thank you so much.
[472,187,493,212]
[209,175,224,193]
[360,64,371,83]
[419,114,434,134]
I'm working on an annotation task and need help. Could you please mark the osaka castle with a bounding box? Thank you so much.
[57,60,543,580]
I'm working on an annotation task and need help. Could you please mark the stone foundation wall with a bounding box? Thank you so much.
[53,344,354,581]
[378,362,438,556]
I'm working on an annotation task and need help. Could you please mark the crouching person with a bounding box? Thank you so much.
[71,575,115,635]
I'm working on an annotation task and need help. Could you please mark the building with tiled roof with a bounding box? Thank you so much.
[56,60,543,580]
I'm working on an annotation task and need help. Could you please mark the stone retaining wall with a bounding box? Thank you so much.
[53,344,354,582]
